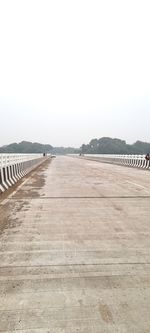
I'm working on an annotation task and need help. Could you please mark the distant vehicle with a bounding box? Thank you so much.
[51,155,56,158]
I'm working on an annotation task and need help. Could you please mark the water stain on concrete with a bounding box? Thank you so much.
[99,303,113,323]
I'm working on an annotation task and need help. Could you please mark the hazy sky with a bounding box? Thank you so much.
[0,0,150,147]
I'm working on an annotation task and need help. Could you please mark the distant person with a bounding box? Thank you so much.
[145,153,150,161]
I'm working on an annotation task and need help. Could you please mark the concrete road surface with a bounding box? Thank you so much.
[0,156,150,332]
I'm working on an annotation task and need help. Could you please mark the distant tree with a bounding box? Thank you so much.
[81,137,150,154]
[0,141,53,154]
[1,138,150,155]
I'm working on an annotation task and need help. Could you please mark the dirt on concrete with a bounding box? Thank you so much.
[0,159,52,234]
[1,156,150,332]
[0,158,51,202]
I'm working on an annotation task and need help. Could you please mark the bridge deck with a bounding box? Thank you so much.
[0,156,150,332]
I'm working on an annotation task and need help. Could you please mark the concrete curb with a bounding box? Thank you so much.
[0,155,50,194]
[70,154,150,170]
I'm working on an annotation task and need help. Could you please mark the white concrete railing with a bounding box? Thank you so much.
[0,154,49,193]
[72,154,150,169]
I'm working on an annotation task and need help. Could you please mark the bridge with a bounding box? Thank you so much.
[0,154,150,332]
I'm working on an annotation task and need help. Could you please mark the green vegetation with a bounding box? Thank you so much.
[0,141,53,154]
[0,141,79,155]
[0,138,150,155]
[81,137,150,154]
[51,147,80,155]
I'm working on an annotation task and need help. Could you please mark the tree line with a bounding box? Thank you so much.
[0,141,79,154]
[81,137,150,154]
[0,138,150,155]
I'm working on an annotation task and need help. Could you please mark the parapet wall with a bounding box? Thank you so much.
[0,154,49,194]
[73,154,150,169]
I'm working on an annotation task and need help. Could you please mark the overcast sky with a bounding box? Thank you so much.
[0,0,150,147]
